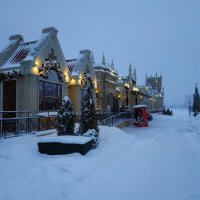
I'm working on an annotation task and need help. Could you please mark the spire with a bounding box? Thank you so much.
[102,53,106,66]
[156,72,158,77]
[145,74,148,85]
[111,60,114,69]
[128,62,133,83]
[133,67,137,82]
[91,51,95,63]
[108,62,110,67]
[129,62,132,75]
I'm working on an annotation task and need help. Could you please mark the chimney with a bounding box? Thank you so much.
[9,34,23,42]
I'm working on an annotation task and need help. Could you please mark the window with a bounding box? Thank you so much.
[39,81,62,111]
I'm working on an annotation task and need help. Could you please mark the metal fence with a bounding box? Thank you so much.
[0,115,56,139]
[0,111,133,139]
[102,112,133,127]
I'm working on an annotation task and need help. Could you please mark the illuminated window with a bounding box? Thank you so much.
[39,80,62,110]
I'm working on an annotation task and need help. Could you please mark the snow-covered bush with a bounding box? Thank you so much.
[83,129,99,148]
[56,96,75,135]
[79,88,99,135]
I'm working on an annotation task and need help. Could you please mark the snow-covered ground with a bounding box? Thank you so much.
[1,109,200,200]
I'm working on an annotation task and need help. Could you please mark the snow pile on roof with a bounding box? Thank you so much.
[94,63,118,76]
[0,39,18,64]
[25,32,51,61]
[71,54,85,76]
[66,59,77,74]
[66,53,86,76]
[1,32,51,69]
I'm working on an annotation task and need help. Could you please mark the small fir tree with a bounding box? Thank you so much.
[79,88,99,135]
[163,108,166,115]
[166,108,171,115]
[56,96,75,135]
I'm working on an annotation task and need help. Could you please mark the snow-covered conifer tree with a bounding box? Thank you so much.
[79,88,99,135]
[56,96,75,135]
[167,108,171,115]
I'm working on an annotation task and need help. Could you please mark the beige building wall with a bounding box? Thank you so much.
[68,85,81,111]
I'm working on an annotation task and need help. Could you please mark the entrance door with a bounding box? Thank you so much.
[3,80,16,118]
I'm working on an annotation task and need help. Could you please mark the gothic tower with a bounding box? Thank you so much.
[145,73,162,93]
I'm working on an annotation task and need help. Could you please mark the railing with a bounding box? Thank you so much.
[0,116,56,139]
[0,110,133,139]
[102,112,133,127]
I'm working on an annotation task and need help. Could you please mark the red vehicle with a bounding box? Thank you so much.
[133,105,148,127]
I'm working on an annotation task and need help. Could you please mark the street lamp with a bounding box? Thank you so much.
[133,86,139,105]
[124,82,129,108]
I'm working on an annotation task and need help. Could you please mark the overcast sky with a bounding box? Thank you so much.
[1,0,200,106]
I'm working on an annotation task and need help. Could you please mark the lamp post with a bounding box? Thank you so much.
[149,98,153,110]
[124,82,129,108]
[133,86,139,105]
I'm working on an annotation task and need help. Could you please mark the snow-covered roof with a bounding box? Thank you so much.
[66,59,77,74]
[66,53,86,76]
[1,41,36,68]
[105,79,117,85]
[0,32,51,69]
[94,63,118,76]
[0,39,19,64]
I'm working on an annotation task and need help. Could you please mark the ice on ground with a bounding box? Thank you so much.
[0,109,200,200]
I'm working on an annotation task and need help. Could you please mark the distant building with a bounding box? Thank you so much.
[145,73,164,110]
[94,54,119,112]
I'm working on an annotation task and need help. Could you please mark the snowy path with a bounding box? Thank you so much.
[1,109,200,200]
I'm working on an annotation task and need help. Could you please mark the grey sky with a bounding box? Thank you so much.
[1,0,200,106]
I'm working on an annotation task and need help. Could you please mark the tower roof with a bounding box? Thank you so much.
[102,53,106,66]
[111,60,114,69]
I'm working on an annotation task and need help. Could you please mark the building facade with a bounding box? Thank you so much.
[145,73,164,110]
[0,27,69,116]
[66,50,97,111]
[0,27,164,115]
[94,55,119,112]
